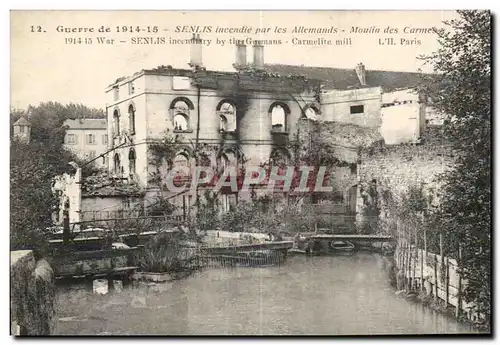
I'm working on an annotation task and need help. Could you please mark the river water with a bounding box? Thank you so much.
[54,252,475,335]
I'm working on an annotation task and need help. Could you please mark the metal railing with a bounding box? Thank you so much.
[79,211,185,224]
[198,250,287,268]
[80,210,144,223]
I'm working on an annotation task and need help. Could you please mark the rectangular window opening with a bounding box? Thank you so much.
[67,134,76,144]
[350,105,364,114]
[87,134,96,145]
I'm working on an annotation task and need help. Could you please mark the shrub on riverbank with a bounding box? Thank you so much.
[133,232,197,273]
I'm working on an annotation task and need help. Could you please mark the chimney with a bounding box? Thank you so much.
[189,34,203,68]
[355,62,366,86]
[235,43,247,69]
[253,43,264,69]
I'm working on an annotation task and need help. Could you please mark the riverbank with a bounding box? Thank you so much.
[49,236,484,333]
[394,288,489,333]
[384,251,489,333]
[54,253,475,335]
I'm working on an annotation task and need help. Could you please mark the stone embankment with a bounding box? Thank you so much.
[11,250,55,336]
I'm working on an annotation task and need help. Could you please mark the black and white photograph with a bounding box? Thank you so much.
[9,9,491,336]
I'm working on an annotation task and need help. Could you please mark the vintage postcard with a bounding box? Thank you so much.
[10,10,491,336]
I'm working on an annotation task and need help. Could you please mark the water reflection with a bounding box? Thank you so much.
[55,253,475,335]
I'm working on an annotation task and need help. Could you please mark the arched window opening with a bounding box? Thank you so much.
[270,103,288,133]
[170,99,192,131]
[129,149,136,177]
[218,101,236,132]
[220,115,228,132]
[199,153,211,167]
[174,114,188,131]
[173,100,190,114]
[221,154,229,170]
[304,106,320,120]
[172,153,189,172]
[270,148,290,166]
[113,109,120,137]
[114,153,121,175]
[217,151,236,173]
[169,152,191,185]
[128,104,136,134]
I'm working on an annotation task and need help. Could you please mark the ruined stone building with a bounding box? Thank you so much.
[262,63,437,145]
[100,37,435,221]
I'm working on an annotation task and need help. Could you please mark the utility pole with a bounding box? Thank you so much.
[63,199,70,245]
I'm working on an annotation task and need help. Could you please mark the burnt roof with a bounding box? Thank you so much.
[262,64,428,92]
[110,63,430,94]
[82,173,143,197]
[82,185,143,197]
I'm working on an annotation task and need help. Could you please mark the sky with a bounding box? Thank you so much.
[10,10,458,110]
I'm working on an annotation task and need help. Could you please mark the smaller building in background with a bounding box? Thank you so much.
[63,118,108,168]
[380,89,425,145]
[380,89,447,145]
[12,116,31,143]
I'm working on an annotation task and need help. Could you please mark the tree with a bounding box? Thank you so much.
[10,102,105,252]
[420,10,491,326]
[11,102,105,144]
[10,139,75,252]
[191,190,221,231]
[220,198,282,233]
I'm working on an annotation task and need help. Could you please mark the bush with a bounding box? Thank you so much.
[220,200,282,233]
[133,232,196,273]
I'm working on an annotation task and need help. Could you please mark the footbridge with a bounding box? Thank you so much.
[309,234,394,243]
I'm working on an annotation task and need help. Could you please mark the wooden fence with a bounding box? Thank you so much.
[395,244,483,324]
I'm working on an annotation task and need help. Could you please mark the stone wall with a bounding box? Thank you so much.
[49,249,132,278]
[297,118,383,163]
[297,118,382,210]
[357,140,455,230]
[10,250,55,336]
[80,195,143,222]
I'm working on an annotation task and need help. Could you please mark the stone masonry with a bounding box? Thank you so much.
[10,250,55,336]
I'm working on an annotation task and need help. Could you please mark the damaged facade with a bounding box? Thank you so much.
[52,167,144,226]
[58,37,438,226]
